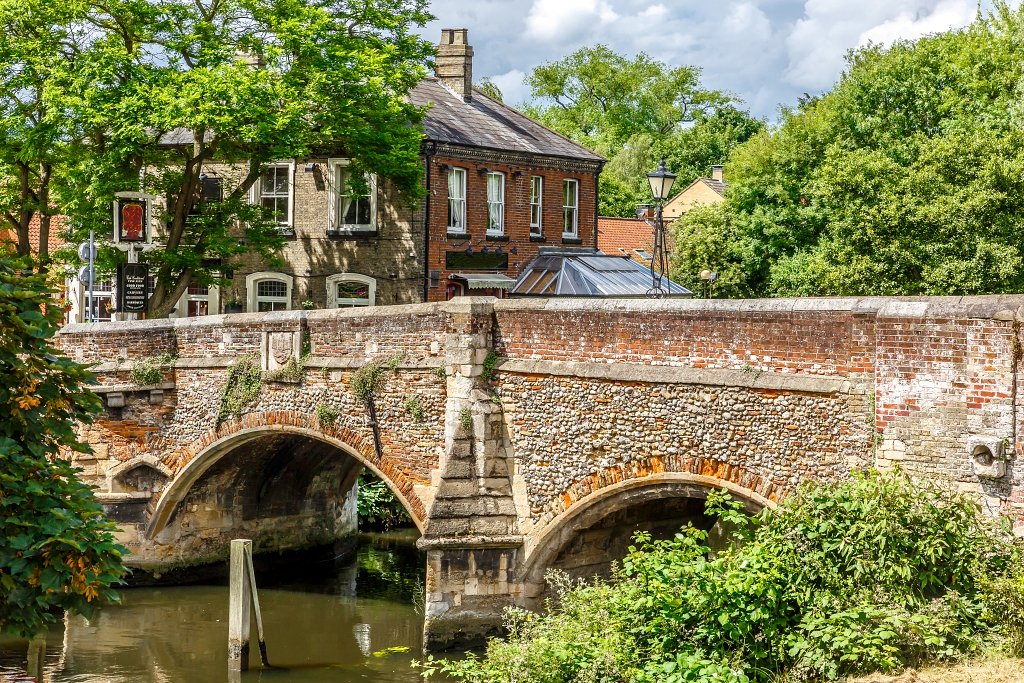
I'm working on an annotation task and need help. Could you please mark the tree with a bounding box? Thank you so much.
[0,2,76,267]
[523,46,760,217]
[676,3,1024,296]
[0,256,126,638]
[36,0,433,316]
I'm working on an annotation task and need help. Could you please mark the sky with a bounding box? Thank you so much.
[420,0,1018,121]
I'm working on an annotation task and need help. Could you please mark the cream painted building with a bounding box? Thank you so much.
[663,165,726,222]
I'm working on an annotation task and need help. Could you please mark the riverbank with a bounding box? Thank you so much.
[847,657,1024,683]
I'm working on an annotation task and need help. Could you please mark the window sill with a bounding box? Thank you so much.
[277,228,296,238]
[446,230,469,239]
[529,235,546,243]
[326,229,378,240]
[485,234,509,242]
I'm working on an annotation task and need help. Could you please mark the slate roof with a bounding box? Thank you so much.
[702,178,727,195]
[410,77,604,163]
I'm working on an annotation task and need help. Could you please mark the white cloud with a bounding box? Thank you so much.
[525,0,620,43]
[784,0,979,90]
[490,69,530,106]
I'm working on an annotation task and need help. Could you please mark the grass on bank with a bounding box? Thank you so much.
[419,469,1024,683]
[846,656,1024,683]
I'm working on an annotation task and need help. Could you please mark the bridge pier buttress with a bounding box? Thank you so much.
[418,299,524,650]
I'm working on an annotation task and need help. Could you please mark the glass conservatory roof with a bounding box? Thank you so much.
[511,251,691,298]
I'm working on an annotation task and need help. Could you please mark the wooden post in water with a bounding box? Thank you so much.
[228,539,252,672]
[26,632,45,681]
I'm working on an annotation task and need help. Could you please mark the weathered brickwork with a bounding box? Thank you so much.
[497,375,869,534]
[56,295,1024,648]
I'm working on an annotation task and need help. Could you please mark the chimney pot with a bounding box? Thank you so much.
[711,165,724,182]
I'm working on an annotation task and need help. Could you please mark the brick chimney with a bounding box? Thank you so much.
[436,29,473,102]
[711,165,724,182]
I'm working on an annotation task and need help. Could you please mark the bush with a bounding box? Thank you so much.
[422,470,1021,682]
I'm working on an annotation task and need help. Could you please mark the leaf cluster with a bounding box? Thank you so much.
[0,256,126,638]
[675,3,1024,295]
[216,353,262,424]
[424,470,1023,682]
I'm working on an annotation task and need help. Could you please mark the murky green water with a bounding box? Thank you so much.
[0,531,436,683]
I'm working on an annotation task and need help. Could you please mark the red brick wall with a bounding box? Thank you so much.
[425,155,598,302]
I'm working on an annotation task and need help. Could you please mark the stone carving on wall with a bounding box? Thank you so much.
[262,330,299,372]
[967,436,1008,479]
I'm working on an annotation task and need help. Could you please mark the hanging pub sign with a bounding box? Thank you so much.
[117,262,149,313]
[115,197,148,242]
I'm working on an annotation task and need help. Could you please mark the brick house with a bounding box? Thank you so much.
[62,28,603,321]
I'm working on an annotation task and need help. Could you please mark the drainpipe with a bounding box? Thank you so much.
[422,141,436,302]
[593,162,604,252]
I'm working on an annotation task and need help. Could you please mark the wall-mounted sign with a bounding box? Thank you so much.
[117,263,149,313]
[116,198,148,242]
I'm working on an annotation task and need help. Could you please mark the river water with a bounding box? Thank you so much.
[0,531,437,683]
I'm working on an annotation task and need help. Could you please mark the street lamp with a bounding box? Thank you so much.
[645,158,677,298]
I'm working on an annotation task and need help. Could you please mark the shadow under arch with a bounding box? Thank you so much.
[519,472,775,600]
[147,422,425,541]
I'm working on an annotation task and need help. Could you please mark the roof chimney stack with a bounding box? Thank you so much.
[436,29,473,102]
[711,165,724,182]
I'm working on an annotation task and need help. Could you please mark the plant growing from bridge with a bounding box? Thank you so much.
[423,469,1024,682]
[0,256,126,638]
[315,403,339,427]
[129,353,176,386]
[404,396,425,422]
[216,354,262,424]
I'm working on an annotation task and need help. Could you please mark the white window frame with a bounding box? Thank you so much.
[562,179,579,238]
[326,273,376,308]
[328,158,377,232]
[245,271,293,312]
[530,175,543,236]
[447,167,467,233]
[172,283,220,318]
[486,171,505,236]
[252,161,295,231]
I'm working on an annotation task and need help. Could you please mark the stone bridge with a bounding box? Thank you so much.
[57,296,1024,648]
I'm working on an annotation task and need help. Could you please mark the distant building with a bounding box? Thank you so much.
[511,248,690,298]
[662,165,726,222]
[61,28,605,323]
[596,215,661,266]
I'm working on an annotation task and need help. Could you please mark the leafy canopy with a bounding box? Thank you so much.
[0,255,126,638]
[6,0,433,314]
[522,45,762,217]
[673,3,1024,296]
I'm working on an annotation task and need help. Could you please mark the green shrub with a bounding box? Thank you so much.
[216,354,262,424]
[404,396,425,422]
[423,470,1022,682]
[129,353,176,386]
[357,471,411,530]
[315,403,339,426]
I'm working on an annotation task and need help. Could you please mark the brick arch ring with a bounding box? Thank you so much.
[146,412,426,539]
[518,462,783,592]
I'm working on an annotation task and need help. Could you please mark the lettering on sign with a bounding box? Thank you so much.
[118,263,149,313]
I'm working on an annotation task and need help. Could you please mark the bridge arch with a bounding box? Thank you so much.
[519,464,780,600]
[147,411,426,541]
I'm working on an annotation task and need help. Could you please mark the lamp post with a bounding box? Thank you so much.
[645,158,677,298]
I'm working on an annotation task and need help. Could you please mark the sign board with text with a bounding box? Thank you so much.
[117,263,149,313]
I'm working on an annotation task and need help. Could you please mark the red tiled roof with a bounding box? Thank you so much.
[597,216,674,265]
[0,214,68,255]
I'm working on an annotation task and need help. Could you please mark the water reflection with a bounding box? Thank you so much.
[0,531,430,683]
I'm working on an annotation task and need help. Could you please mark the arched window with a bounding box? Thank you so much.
[245,272,293,312]
[326,273,375,308]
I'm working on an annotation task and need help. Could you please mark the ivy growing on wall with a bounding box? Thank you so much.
[216,354,262,424]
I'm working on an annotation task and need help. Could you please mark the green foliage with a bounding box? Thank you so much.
[4,0,434,314]
[404,396,424,422]
[349,353,404,405]
[423,470,1022,682]
[679,4,1024,295]
[459,407,472,433]
[263,356,305,383]
[314,403,339,427]
[0,257,126,638]
[128,353,176,386]
[356,471,411,531]
[216,354,262,424]
[481,351,500,382]
[523,46,761,217]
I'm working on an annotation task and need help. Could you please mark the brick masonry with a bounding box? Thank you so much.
[56,295,1024,646]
